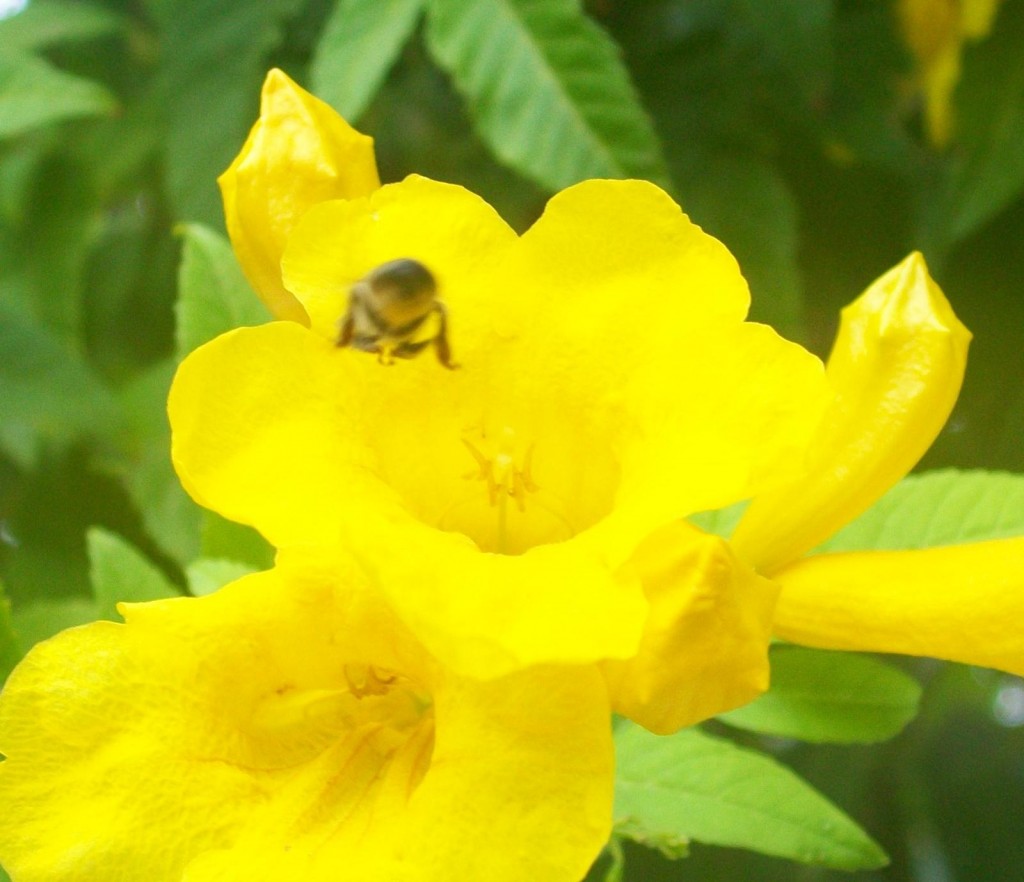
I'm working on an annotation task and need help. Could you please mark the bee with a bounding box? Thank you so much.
[336,258,457,369]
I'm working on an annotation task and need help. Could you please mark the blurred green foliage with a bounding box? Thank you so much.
[1,0,1022,879]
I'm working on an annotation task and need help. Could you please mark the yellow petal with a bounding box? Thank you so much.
[0,560,612,882]
[773,537,1024,675]
[733,252,971,575]
[219,68,380,323]
[513,178,749,325]
[602,521,778,734]
[171,322,391,550]
[281,174,517,342]
[503,180,828,518]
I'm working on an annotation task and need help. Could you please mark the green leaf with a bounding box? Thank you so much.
[0,141,42,221]
[76,149,176,375]
[0,582,22,683]
[0,307,119,468]
[935,0,1024,247]
[424,0,671,192]
[175,223,271,360]
[826,4,913,172]
[601,836,625,882]
[730,0,833,106]
[0,52,116,141]
[159,0,304,224]
[311,0,424,122]
[9,597,98,650]
[678,156,806,341]
[114,359,203,565]
[200,511,275,571]
[87,527,180,621]
[688,500,746,539]
[186,557,257,596]
[614,723,887,869]
[0,0,123,52]
[12,154,99,347]
[719,646,921,743]
[819,469,1024,553]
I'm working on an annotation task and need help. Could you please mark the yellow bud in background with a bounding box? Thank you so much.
[898,0,1003,145]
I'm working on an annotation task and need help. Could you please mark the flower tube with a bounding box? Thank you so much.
[733,252,1023,674]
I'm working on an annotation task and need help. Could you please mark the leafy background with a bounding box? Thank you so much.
[1,0,1023,879]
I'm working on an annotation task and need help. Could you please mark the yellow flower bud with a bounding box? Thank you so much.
[219,69,380,323]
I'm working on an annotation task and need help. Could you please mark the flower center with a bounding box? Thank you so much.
[437,425,576,554]
[246,663,432,767]
[462,426,538,513]
[244,662,435,840]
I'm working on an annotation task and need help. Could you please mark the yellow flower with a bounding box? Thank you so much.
[0,552,614,882]
[733,252,1024,677]
[898,0,1003,145]
[173,71,830,733]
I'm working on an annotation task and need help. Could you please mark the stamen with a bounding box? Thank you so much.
[461,428,539,512]
[459,428,542,554]
[437,426,578,553]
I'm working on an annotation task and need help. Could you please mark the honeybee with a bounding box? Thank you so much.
[336,258,457,369]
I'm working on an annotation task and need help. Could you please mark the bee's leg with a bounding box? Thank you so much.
[336,313,355,348]
[432,302,459,369]
[377,343,396,366]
